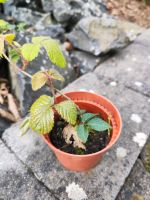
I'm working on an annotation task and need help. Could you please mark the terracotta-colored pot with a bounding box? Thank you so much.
[42,91,122,172]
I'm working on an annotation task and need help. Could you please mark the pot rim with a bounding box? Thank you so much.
[42,91,122,157]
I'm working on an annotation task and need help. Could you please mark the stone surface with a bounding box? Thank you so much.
[0,140,56,200]
[70,50,102,74]
[3,72,150,200]
[7,7,45,26]
[95,28,150,97]
[67,16,143,55]
[117,159,150,200]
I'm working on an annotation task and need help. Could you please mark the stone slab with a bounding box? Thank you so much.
[0,140,56,200]
[2,72,150,200]
[117,159,150,200]
[94,29,150,97]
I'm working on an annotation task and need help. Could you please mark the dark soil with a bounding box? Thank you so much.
[49,118,110,155]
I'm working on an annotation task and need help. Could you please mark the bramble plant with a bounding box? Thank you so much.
[0,0,111,150]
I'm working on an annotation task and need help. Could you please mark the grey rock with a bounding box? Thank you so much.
[70,50,102,74]
[52,0,72,23]
[8,7,45,26]
[34,13,52,30]
[3,72,150,200]
[0,140,56,200]
[67,16,144,55]
[95,29,150,97]
[36,24,65,41]
[117,159,150,200]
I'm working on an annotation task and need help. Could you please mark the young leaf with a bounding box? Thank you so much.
[47,69,64,82]
[21,43,40,61]
[4,33,15,44]
[9,49,20,62]
[63,124,86,150]
[30,95,54,134]
[32,71,48,91]
[81,113,97,123]
[77,124,89,143]
[20,117,30,136]
[32,36,47,45]
[87,118,111,132]
[54,100,77,125]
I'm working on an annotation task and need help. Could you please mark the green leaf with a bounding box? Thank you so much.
[47,69,64,82]
[0,0,7,3]
[87,118,111,132]
[32,71,48,91]
[54,100,77,125]
[9,49,20,62]
[32,36,66,68]
[77,124,89,143]
[30,95,54,134]
[21,43,40,61]
[81,113,97,123]
[20,117,30,136]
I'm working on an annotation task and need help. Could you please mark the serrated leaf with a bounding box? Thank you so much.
[63,124,86,150]
[43,39,66,68]
[30,95,54,134]
[54,100,77,125]
[47,69,64,82]
[0,36,4,56]
[32,36,47,45]
[21,43,40,61]
[20,117,30,136]
[9,49,20,62]
[81,113,97,123]
[4,33,15,44]
[32,36,66,68]
[32,71,48,91]
[87,118,111,132]
[77,124,89,143]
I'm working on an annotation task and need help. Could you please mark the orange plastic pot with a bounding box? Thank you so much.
[42,91,122,172]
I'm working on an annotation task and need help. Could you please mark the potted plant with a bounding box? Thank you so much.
[0,16,122,172]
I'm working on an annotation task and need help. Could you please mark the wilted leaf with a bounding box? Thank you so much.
[20,117,30,136]
[30,95,54,134]
[87,118,111,132]
[4,33,15,44]
[47,69,64,82]
[77,124,89,143]
[54,100,77,125]
[63,124,86,150]
[32,71,47,91]
[21,43,40,61]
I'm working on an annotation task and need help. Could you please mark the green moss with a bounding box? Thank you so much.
[144,146,150,173]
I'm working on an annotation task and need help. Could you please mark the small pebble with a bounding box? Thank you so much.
[127,67,132,72]
[132,57,137,62]
[79,89,87,92]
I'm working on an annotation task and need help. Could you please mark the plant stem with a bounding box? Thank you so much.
[54,88,81,113]
[2,52,32,78]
